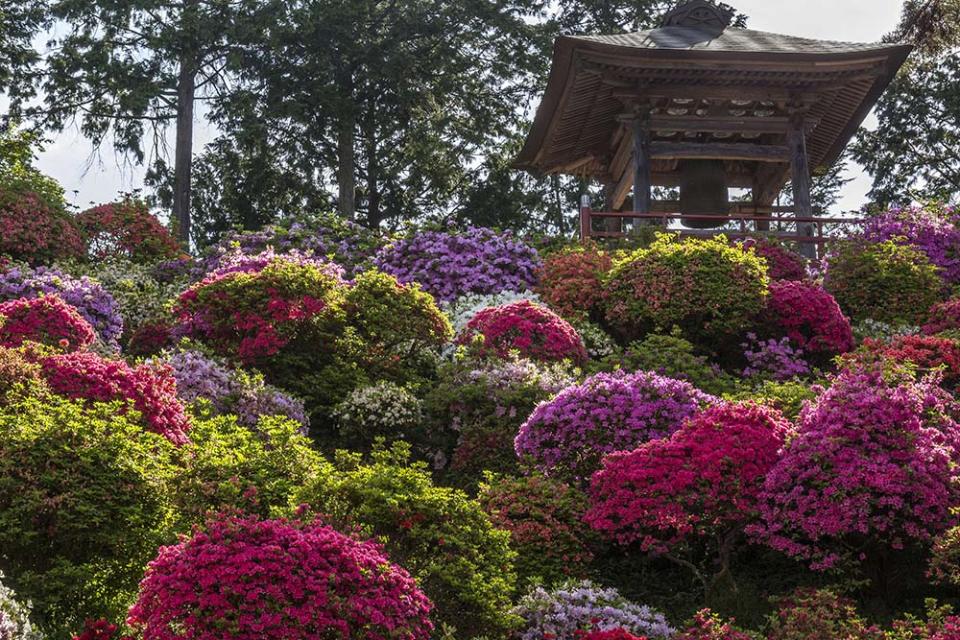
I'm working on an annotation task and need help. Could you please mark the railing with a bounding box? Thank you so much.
[578,199,865,258]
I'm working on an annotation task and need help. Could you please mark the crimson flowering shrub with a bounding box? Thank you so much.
[0,295,95,351]
[862,204,960,284]
[576,631,649,640]
[736,237,807,282]
[749,369,960,571]
[516,370,715,481]
[125,320,174,356]
[925,298,960,335]
[842,335,960,387]
[458,300,587,364]
[71,619,130,640]
[478,473,595,587]
[585,403,792,588]
[675,610,756,640]
[374,226,540,303]
[535,246,613,319]
[76,200,180,263]
[603,234,768,343]
[0,189,84,264]
[38,351,191,445]
[127,514,434,640]
[761,280,854,358]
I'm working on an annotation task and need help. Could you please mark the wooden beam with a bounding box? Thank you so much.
[788,114,816,258]
[632,109,653,219]
[618,113,805,133]
[650,141,790,162]
[613,85,806,104]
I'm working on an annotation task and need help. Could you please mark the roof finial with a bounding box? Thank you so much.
[661,0,736,31]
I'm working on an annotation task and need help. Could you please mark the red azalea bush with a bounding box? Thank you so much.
[72,619,132,640]
[535,246,613,319]
[925,298,960,335]
[39,351,191,445]
[76,199,181,263]
[737,237,808,282]
[124,320,174,357]
[675,610,755,640]
[459,300,587,364]
[126,514,434,640]
[749,369,960,570]
[842,335,960,386]
[585,403,791,566]
[0,189,85,264]
[761,280,854,357]
[0,295,96,352]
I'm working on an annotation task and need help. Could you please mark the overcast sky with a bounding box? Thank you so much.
[34,0,906,215]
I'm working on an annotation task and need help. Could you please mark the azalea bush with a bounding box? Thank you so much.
[0,295,95,352]
[0,571,41,640]
[736,237,807,282]
[0,189,84,265]
[0,395,175,637]
[536,245,613,319]
[841,335,960,387]
[749,369,960,571]
[731,379,817,421]
[0,346,43,402]
[458,300,587,364]
[760,280,854,359]
[925,298,960,335]
[862,204,960,284]
[675,610,756,640]
[374,226,540,302]
[332,381,423,451]
[516,370,715,481]
[511,580,674,640]
[479,473,595,587]
[295,443,516,638]
[603,234,768,343]
[76,200,180,263]
[764,588,880,640]
[740,334,810,381]
[127,514,434,640]
[442,289,541,336]
[824,239,943,325]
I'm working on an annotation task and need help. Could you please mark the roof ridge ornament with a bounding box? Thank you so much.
[661,0,737,32]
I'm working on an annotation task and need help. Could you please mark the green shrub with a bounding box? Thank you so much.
[603,234,768,343]
[729,379,818,421]
[824,239,943,325]
[0,394,176,636]
[295,442,518,638]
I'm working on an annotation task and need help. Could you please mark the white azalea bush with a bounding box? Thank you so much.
[333,381,423,450]
[0,572,42,640]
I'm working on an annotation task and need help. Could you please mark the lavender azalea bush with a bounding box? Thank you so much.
[741,333,811,381]
[375,227,540,302]
[512,580,674,640]
[862,204,960,283]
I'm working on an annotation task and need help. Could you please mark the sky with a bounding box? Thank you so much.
[34,0,906,215]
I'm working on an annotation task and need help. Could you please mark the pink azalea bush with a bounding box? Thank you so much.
[76,200,181,264]
[737,237,808,282]
[925,298,960,335]
[0,190,85,264]
[761,280,854,357]
[38,351,191,445]
[0,295,96,352]
[535,245,613,320]
[842,335,960,387]
[458,300,587,364]
[675,610,755,640]
[515,370,715,481]
[749,369,960,570]
[126,514,434,640]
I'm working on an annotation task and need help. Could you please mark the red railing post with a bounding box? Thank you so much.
[579,195,592,241]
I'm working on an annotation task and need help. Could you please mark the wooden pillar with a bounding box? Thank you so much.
[631,108,652,232]
[603,181,622,234]
[788,115,815,258]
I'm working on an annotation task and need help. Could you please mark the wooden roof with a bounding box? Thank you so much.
[516,7,911,206]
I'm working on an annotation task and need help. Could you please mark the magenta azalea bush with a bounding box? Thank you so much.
[515,370,715,481]
[749,369,960,570]
[862,204,960,284]
[761,280,854,357]
[127,514,434,640]
[0,295,96,352]
[737,237,808,282]
[458,300,587,364]
[374,226,540,302]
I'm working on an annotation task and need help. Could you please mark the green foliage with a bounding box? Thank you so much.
[0,128,65,215]
[295,442,518,638]
[824,239,944,325]
[603,234,769,344]
[0,394,176,637]
[729,379,818,422]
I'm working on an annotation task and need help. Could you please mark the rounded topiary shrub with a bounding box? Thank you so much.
[535,245,613,319]
[0,189,85,265]
[823,239,943,325]
[603,234,768,342]
[736,237,807,282]
[296,443,516,638]
[127,514,434,640]
[0,294,96,352]
[76,200,181,264]
[458,300,587,364]
[761,280,854,359]
[0,395,175,637]
[479,473,595,588]
[515,370,715,481]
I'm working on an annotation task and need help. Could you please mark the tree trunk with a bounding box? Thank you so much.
[365,117,381,228]
[338,114,356,221]
[173,55,196,246]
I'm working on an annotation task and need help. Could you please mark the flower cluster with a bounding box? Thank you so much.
[741,334,810,381]
[516,370,715,481]
[333,381,423,449]
[126,514,434,640]
[736,237,808,281]
[925,298,960,335]
[862,204,960,283]
[536,246,613,319]
[165,348,308,432]
[585,402,792,552]
[511,581,674,640]
[573,320,619,360]
[374,226,540,302]
[71,619,130,640]
[76,200,180,263]
[442,289,541,336]
[0,295,96,351]
[842,335,960,386]
[0,571,41,640]
[762,280,854,357]
[459,300,587,364]
[749,369,960,570]
[675,610,755,640]
[576,631,649,640]
[0,189,85,264]
[39,351,191,444]
[0,265,123,348]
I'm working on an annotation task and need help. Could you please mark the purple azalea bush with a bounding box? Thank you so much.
[862,204,960,283]
[374,226,540,302]
[0,264,123,349]
[742,333,811,380]
[515,370,715,481]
